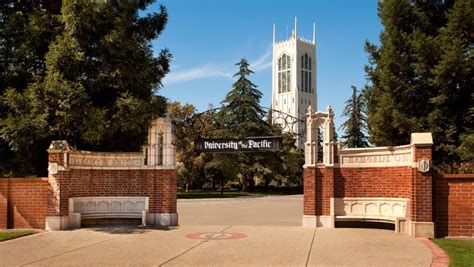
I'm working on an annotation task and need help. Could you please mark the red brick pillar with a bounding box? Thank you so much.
[146,169,178,227]
[303,168,316,217]
[303,167,335,228]
[318,167,335,218]
[409,133,435,237]
[45,141,71,230]
[0,179,8,229]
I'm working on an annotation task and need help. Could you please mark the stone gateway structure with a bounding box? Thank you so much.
[0,116,178,230]
[302,106,473,238]
[44,116,178,230]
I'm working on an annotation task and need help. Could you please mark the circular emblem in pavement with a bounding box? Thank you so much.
[186,232,247,241]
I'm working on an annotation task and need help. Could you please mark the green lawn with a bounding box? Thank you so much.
[0,230,37,241]
[432,238,474,267]
[178,191,256,199]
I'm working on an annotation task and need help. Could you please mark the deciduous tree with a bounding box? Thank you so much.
[1,1,171,175]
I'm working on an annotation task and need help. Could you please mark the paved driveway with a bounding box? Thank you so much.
[178,195,303,226]
[0,195,433,266]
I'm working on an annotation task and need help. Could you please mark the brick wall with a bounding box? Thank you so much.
[434,174,473,237]
[305,166,413,217]
[47,168,177,216]
[68,169,149,197]
[0,180,7,229]
[0,168,176,230]
[334,167,412,198]
[0,178,48,229]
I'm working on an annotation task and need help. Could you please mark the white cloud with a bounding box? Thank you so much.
[249,48,272,71]
[164,63,232,85]
[163,48,272,85]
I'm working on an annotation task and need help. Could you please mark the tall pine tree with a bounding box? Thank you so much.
[217,59,276,191]
[429,0,473,165]
[219,58,271,137]
[340,86,368,148]
[364,0,472,166]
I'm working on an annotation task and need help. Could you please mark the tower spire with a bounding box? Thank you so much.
[294,16,298,40]
[312,22,316,44]
[273,24,276,44]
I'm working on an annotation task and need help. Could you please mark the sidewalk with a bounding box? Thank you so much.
[0,196,433,266]
[0,225,432,266]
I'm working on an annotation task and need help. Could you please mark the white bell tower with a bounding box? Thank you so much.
[271,17,317,148]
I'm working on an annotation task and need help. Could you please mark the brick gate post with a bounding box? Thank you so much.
[409,133,435,237]
[45,140,71,230]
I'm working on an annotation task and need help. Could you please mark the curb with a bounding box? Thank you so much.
[417,238,450,267]
[0,230,48,244]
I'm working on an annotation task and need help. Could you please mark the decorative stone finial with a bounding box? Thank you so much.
[48,140,70,152]
[294,16,298,39]
[312,22,316,44]
[273,24,276,44]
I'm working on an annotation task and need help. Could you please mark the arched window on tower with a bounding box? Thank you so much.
[301,54,312,93]
[278,54,291,93]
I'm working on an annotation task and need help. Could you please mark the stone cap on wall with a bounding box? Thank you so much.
[410,133,433,147]
[47,140,70,153]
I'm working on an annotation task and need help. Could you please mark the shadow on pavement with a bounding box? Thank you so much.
[335,221,395,231]
[68,219,179,235]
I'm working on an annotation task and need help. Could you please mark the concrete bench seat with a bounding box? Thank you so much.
[69,196,149,228]
[332,197,409,234]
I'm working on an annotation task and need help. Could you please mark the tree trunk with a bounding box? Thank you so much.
[241,176,248,192]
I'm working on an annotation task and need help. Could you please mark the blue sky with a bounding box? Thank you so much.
[147,0,382,131]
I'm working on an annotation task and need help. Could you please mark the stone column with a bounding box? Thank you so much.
[45,141,70,230]
[409,133,435,237]
[322,106,335,166]
[145,115,178,227]
[304,106,317,167]
[303,106,335,228]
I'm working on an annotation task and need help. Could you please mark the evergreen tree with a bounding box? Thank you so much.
[0,1,62,175]
[340,86,368,148]
[364,0,472,165]
[217,59,276,191]
[428,0,473,164]
[1,1,171,175]
[219,58,271,137]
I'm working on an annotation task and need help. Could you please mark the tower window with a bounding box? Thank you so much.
[301,54,312,93]
[301,70,304,92]
[278,54,291,93]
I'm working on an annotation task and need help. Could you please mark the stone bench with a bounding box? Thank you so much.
[69,196,149,228]
[332,197,409,234]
